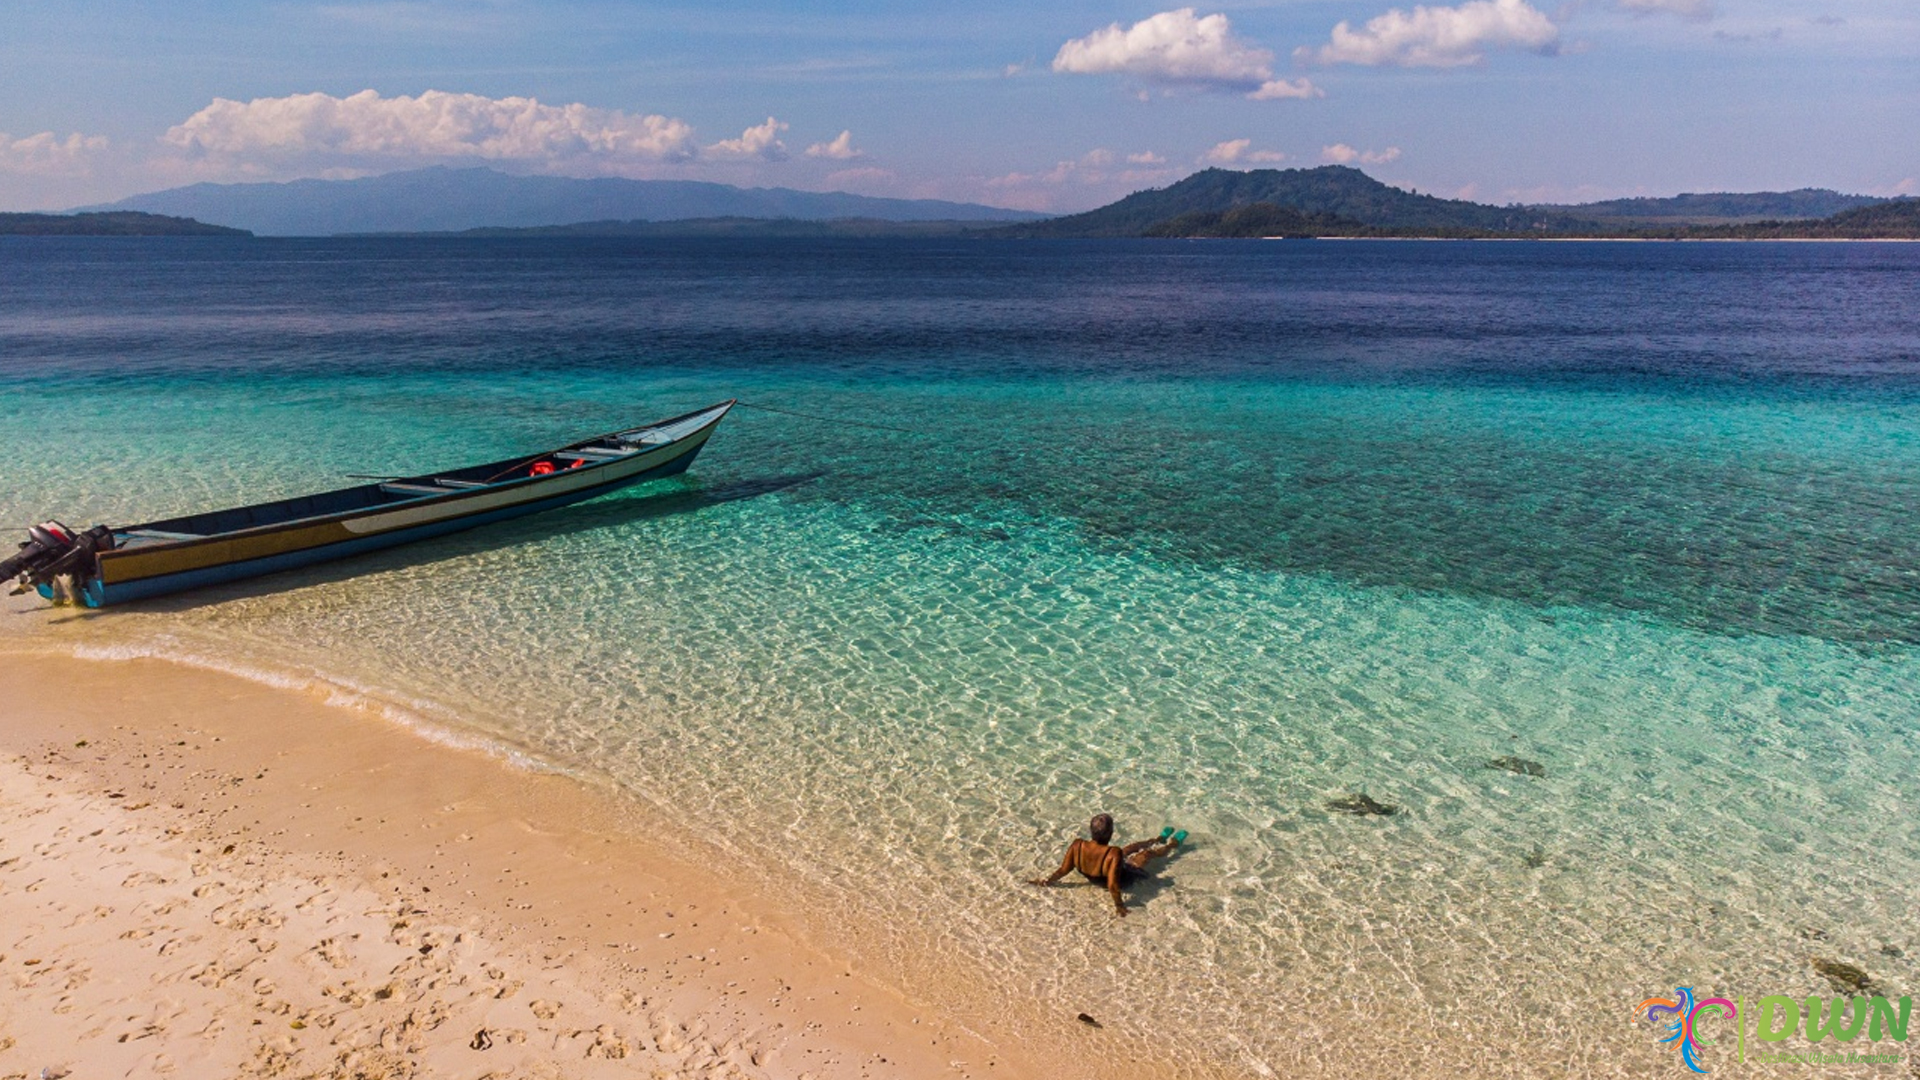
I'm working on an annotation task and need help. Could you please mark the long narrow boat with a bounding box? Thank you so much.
[2,400,734,608]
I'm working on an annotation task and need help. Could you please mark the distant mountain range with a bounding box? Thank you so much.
[996,166,1914,239]
[77,166,1045,236]
[41,165,1917,240]
[445,217,1002,238]
[1681,199,1920,239]
[1551,189,1883,224]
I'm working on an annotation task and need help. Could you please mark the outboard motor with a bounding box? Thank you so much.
[1,521,115,597]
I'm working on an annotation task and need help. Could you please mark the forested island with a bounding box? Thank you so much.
[995,167,1920,240]
[0,211,251,236]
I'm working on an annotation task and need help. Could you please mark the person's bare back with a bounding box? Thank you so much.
[1030,813,1181,917]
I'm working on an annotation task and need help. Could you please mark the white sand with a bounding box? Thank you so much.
[0,655,1064,1080]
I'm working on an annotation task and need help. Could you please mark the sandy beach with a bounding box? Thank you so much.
[0,653,1072,1080]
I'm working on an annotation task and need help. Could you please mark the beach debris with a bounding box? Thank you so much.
[1326,793,1398,817]
[1521,844,1549,869]
[1881,944,1904,959]
[470,1028,493,1051]
[1077,1013,1103,1028]
[1798,926,1830,941]
[1811,957,1878,995]
[1485,755,1547,778]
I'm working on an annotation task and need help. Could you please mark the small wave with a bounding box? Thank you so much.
[64,638,561,774]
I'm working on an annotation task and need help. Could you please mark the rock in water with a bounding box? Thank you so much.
[1486,755,1547,777]
[1327,793,1398,816]
[1811,957,1877,994]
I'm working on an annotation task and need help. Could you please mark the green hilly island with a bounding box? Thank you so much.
[996,166,1918,240]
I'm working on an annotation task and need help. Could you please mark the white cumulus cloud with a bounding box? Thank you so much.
[1322,143,1402,164]
[1249,78,1322,100]
[805,130,862,160]
[982,148,1183,212]
[987,148,1142,191]
[706,117,789,161]
[1204,139,1286,164]
[1299,0,1560,68]
[1618,0,1714,19]
[164,90,698,168]
[1054,9,1322,100]
[0,131,110,176]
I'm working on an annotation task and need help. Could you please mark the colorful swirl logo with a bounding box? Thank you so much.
[1636,987,1737,1073]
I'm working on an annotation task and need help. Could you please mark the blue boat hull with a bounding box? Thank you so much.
[72,451,696,605]
[32,401,729,608]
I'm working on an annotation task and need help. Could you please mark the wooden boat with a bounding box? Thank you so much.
[2,400,734,608]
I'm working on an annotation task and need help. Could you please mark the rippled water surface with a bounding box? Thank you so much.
[4,236,1920,1076]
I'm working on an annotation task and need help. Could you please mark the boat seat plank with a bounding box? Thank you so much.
[566,446,635,459]
[379,482,454,497]
[435,479,488,488]
[122,528,202,541]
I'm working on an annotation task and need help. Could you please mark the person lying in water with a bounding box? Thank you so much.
[1029,813,1181,917]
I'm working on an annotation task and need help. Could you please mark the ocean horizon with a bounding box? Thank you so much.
[4,234,1918,1076]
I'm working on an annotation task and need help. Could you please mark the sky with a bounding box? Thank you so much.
[0,0,1915,213]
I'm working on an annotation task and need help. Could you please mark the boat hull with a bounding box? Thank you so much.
[46,402,727,608]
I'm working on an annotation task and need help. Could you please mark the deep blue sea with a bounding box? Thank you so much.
[4,236,1919,1076]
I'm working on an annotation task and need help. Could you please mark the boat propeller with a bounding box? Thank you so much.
[1,521,114,596]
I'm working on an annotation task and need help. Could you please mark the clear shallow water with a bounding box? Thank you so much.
[4,236,1920,1076]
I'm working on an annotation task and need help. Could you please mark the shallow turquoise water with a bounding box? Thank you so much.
[4,237,1920,1075]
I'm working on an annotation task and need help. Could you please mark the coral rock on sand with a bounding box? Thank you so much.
[1810,957,1879,995]
[1325,793,1398,816]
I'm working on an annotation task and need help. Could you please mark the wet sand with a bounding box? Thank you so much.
[0,654,1070,1080]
